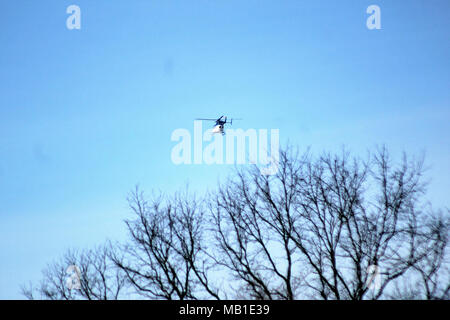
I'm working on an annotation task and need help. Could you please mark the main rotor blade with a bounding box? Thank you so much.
[196,118,218,121]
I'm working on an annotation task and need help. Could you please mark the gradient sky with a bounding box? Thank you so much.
[0,0,449,299]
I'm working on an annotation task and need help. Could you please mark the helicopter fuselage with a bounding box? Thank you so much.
[212,123,225,135]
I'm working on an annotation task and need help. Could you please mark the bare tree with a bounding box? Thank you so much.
[415,211,450,299]
[23,146,449,300]
[389,210,450,300]
[109,187,221,300]
[21,245,127,300]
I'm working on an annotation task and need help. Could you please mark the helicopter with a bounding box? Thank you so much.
[195,116,241,135]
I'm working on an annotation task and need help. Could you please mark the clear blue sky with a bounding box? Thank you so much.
[0,0,449,299]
